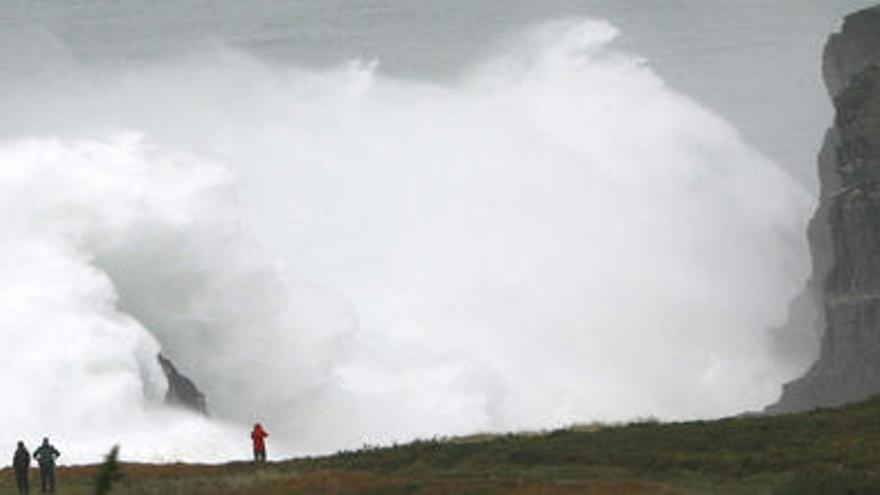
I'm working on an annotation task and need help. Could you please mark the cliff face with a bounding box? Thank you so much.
[158,354,209,415]
[768,6,880,414]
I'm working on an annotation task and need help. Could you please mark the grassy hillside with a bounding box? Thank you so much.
[5,396,880,494]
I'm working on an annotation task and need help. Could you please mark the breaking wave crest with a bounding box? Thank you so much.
[0,19,810,462]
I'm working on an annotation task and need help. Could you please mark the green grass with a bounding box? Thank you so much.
[306,398,880,476]
[5,396,880,493]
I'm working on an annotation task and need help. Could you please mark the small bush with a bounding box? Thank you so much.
[94,445,122,495]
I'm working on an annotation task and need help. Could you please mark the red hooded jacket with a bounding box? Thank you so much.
[251,424,268,451]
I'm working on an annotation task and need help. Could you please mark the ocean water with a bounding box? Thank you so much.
[0,0,871,463]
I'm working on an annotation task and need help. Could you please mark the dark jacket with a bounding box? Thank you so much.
[33,444,59,467]
[13,446,29,472]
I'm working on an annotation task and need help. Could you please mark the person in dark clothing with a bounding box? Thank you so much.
[13,442,30,495]
[251,423,268,463]
[32,438,59,493]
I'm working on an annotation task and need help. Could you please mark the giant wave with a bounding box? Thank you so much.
[0,19,811,462]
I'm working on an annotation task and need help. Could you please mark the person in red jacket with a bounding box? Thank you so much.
[251,423,268,463]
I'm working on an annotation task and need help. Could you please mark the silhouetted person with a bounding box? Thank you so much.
[251,423,268,463]
[32,438,59,493]
[13,442,30,495]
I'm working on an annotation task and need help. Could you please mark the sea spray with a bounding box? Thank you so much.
[0,19,810,461]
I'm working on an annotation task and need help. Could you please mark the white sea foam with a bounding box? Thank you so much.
[0,19,810,462]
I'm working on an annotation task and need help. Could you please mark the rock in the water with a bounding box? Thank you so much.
[158,354,208,415]
[767,5,880,414]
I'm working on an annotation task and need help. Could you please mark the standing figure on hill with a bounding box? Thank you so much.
[32,438,60,493]
[13,441,30,495]
[251,423,268,463]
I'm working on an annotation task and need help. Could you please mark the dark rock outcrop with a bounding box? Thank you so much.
[158,354,209,415]
[823,7,880,100]
[767,6,880,413]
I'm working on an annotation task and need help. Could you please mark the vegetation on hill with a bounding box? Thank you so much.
[4,396,880,493]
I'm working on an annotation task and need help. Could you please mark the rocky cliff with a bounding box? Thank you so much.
[158,354,209,415]
[768,6,880,413]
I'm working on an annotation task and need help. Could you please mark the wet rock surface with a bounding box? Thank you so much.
[768,6,880,413]
[158,354,209,415]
